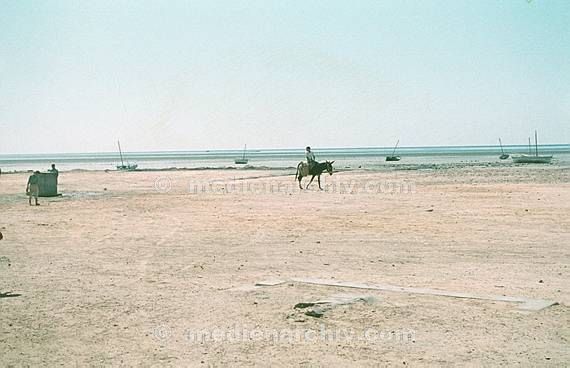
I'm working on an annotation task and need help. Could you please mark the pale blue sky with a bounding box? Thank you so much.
[1,0,569,154]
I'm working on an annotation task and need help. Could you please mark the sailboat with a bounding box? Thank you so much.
[234,144,249,164]
[511,131,552,164]
[498,138,509,160]
[386,140,401,161]
[116,140,138,170]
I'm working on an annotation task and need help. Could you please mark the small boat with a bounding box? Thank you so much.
[116,163,138,170]
[235,144,249,164]
[116,140,138,170]
[511,131,552,164]
[511,154,552,164]
[386,139,401,161]
[498,138,509,160]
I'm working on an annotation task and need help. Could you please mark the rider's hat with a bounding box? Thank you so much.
[306,146,311,150]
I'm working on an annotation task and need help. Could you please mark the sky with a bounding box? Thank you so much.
[1,0,569,154]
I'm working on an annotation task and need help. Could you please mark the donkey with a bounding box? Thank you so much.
[295,161,335,190]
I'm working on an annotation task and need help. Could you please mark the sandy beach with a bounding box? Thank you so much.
[1,165,569,366]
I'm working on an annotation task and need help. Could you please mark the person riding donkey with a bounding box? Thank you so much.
[296,146,334,190]
[305,146,317,173]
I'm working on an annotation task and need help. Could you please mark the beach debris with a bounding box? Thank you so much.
[0,292,21,298]
[294,294,377,318]
[252,278,558,312]
[0,231,3,240]
[294,278,559,312]
[255,279,286,287]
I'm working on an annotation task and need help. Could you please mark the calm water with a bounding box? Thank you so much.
[1,145,570,172]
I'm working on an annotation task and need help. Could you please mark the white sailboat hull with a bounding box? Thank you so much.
[511,154,552,164]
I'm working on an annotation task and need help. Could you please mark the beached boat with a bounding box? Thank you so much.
[235,144,249,164]
[116,163,138,171]
[386,140,401,161]
[511,131,552,164]
[511,154,552,164]
[116,141,138,171]
[498,138,509,160]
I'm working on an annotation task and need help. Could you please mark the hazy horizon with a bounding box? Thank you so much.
[1,1,569,154]
[2,141,570,158]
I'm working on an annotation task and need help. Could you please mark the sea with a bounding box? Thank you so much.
[1,145,570,173]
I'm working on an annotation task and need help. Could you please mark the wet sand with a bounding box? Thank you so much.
[1,166,569,366]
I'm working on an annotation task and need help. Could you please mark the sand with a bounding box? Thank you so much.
[1,166,569,366]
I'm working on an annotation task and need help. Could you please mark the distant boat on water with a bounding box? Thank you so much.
[235,144,249,164]
[511,131,552,164]
[385,140,401,161]
[498,138,509,160]
[116,140,138,170]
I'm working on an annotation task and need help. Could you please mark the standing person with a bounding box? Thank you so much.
[48,164,58,175]
[26,171,41,206]
[306,146,317,173]
[48,164,59,186]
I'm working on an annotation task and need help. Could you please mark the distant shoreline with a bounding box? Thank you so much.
[2,145,569,173]
[2,160,568,175]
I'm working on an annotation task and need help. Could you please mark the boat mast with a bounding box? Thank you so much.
[528,137,532,155]
[117,140,125,167]
[499,138,505,154]
[535,130,539,157]
[242,144,247,160]
[391,140,400,156]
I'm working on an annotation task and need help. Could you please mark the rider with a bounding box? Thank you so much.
[306,146,317,172]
